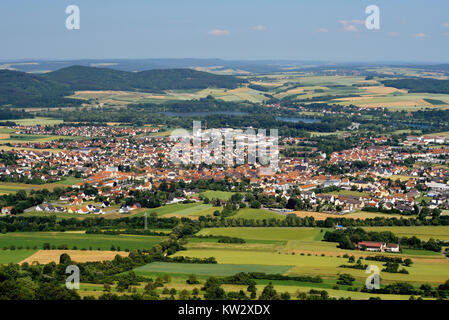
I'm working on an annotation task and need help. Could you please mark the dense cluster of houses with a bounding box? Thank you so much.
[13,125,159,138]
[1,124,449,216]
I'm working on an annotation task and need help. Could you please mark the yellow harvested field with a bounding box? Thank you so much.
[359,100,431,108]
[285,88,305,94]
[291,211,337,221]
[228,87,250,93]
[146,95,166,99]
[334,96,377,102]
[20,250,129,264]
[356,80,378,84]
[0,134,10,139]
[292,210,400,221]
[75,90,129,95]
[361,86,408,94]
[250,81,282,87]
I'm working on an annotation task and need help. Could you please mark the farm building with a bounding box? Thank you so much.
[357,241,384,252]
[357,241,400,253]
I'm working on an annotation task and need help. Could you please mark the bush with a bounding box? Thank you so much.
[337,273,355,286]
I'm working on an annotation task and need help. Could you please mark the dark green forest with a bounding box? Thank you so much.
[0,70,80,108]
[0,67,245,108]
[42,66,245,92]
[381,78,449,94]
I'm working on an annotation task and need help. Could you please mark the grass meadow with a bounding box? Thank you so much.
[0,232,163,251]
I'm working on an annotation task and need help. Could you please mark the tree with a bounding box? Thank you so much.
[178,289,190,300]
[280,292,291,300]
[403,258,413,267]
[0,278,37,300]
[258,282,280,300]
[186,274,199,285]
[423,238,441,252]
[286,198,297,210]
[36,282,80,300]
[204,286,225,300]
[250,200,261,209]
[203,276,225,300]
[337,273,355,286]
[247,283,257,299]
[339,236,356,250]
[59,253,72,265]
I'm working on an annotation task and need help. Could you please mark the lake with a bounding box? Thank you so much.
[162,111,247,117]
[275,117,321,123]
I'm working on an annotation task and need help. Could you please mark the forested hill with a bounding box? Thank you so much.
[42,66,245,91]
[0,66,245,108]
[381,78,449,94]
[0,69,78,108]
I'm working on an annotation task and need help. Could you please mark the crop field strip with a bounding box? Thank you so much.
[169,226,449,286]
[135,262,293,276]
[0,232,163,251]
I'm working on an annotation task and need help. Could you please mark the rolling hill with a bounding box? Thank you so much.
[42,66,245,91]
[381,78,449,94]
[0,69,77,108]
[0,66,246,109]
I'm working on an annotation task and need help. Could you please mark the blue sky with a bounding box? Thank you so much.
[0,0,448,62]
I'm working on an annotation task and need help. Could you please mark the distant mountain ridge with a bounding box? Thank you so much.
[0,66,245,108]
[42,66,245,91]
[0,58,313,74]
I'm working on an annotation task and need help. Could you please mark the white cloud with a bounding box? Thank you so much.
[209,29,230,36]
[443,22,449,28]
[252,25,267,31]
[387,32,400,37]
[340,20,358,32]
[317,28,329,33]
[351,20,365,25]
[413,32,428,39]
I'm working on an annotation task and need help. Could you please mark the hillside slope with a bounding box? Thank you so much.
[0,66,246,108]
[0,70,77,108]
[42,66,245,91]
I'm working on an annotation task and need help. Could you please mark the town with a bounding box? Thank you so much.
[1,123,448,219]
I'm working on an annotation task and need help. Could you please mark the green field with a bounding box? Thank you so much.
[175,226,449,287]
[0,178,83,194]
[134,262,293,276]
[136,204,285,220]
[70,86,268,106]
[401,248,442,256]
[0,232,163,251]
[200,190,236,200]
[328,190,369,197]
[0,117,63,126]
[363,226,449,241]
[160,203,215,217]
[229,208,286,220]
[0,250,37,264]
[135,202,215,217]
[172,247,449,284]
[196,227,325,241]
